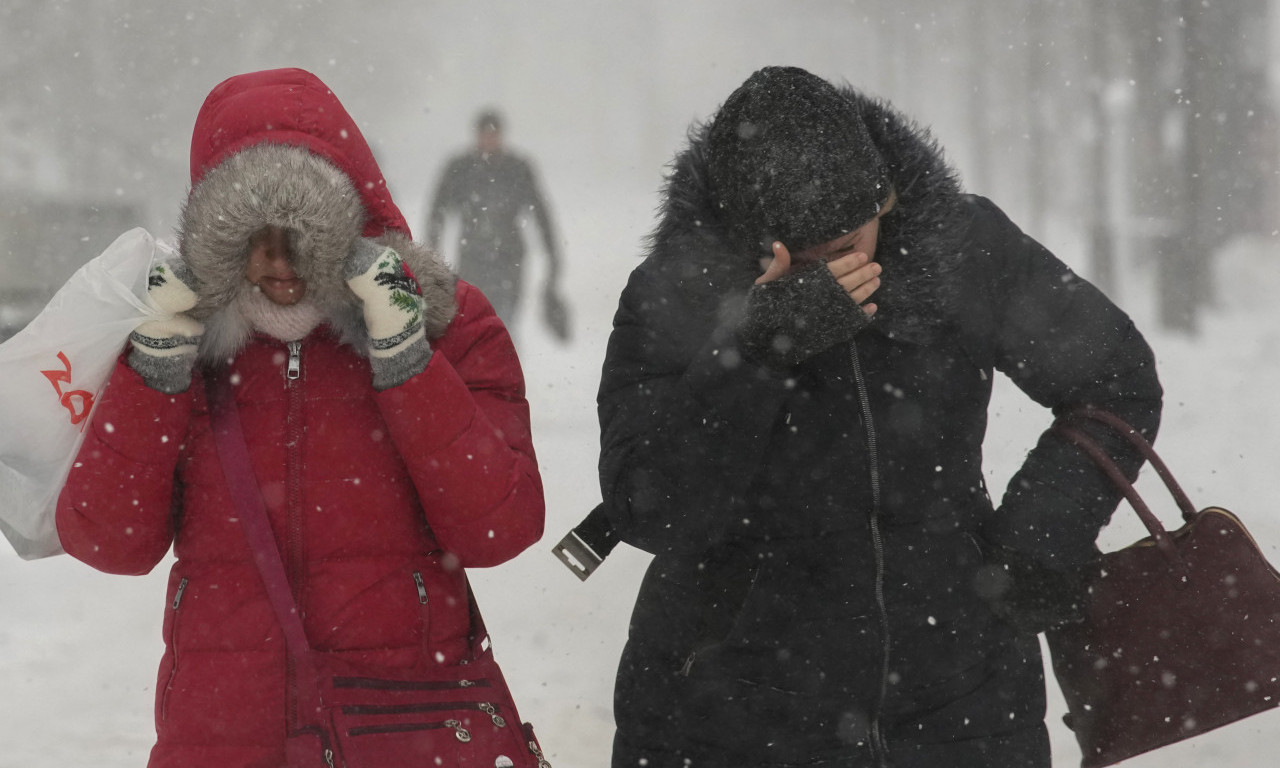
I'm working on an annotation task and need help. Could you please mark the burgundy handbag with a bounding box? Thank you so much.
[1047,406,1280,767]
[207,372,551,768]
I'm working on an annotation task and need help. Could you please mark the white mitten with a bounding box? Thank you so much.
[128,260,203,394]
[344,239,431,390]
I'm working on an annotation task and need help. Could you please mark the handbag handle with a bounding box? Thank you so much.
[1062,405,1197,523]
[1052,407,1192,573]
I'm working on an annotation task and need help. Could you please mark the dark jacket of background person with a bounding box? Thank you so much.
[596,74,1162,767]
[426,133,561,327]
[54,69,545,768]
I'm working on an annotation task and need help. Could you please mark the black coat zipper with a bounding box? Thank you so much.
[849,341,891,767]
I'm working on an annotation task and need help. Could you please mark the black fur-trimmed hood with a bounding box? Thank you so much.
[649,85,969,343]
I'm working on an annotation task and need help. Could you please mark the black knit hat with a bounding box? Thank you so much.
[706,66,891,256]
[475,109,503,134]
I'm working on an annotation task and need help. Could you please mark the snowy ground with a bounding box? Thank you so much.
[3,190,1279,767]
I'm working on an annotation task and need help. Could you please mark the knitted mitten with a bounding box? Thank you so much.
[344,239,432,390]
[737,264,872,370]
[128,259,203,394]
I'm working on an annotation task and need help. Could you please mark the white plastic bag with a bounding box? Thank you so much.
[0,227,164,559]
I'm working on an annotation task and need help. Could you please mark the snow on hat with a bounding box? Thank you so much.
[706,66,891,256]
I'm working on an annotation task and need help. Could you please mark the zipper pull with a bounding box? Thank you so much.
[479,702,506,727]
[322,748,335,768]
[172,577,189,610]
[445,719,472,743]
[413,572,428,604]
[286,341,302,380]
[528,739,552,768]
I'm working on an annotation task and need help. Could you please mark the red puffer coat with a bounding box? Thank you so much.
[55,68,544,768]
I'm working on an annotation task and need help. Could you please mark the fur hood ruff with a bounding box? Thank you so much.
[177,68,456,363]
[651,84,969,343]
[179,143,456,363]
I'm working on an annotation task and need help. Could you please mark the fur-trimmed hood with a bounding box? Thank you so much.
[649,83,969,343]
[178,68,456,361]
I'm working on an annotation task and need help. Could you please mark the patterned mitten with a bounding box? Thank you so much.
[128,259,203,394]
[344,238,432,390]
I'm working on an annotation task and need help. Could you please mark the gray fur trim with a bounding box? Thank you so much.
[737,264,872,369]
[180,143,457,364]
[343,238,389,281]
[180,143,366,319]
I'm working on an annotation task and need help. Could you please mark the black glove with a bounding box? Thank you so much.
[974,544,1093,636]
[737,264,871,369]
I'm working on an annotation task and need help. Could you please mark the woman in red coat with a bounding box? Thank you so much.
[55,68,545,767]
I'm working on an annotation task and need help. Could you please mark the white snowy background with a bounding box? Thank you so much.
[4,2,1280,766]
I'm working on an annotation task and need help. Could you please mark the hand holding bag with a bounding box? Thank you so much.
[0,228,162,558]
[207,370,551,768]
[1046,406,1280,767]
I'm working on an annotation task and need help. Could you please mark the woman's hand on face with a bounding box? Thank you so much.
[755,241,794,285]
[827,249,881,316]
[758,241,882,316]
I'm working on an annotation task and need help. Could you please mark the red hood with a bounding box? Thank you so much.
[189,68,408,238]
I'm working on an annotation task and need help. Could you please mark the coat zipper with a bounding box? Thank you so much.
[284,340,306,729]
[332,676,490,691]
[348,718,472,741]
[413,571,429,604]
[161,576,190,721]
[849,341,891,767]
[287,340,302,381]
[340,700,508,727]
[172,575,190,609]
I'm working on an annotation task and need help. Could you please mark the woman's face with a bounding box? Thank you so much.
[761,190,897,276]
[245,226,306,305]
[790,213,884,272]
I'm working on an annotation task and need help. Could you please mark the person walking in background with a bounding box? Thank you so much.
[54,68,545,767]
[426,109,570,341]
[593,66,1162,767]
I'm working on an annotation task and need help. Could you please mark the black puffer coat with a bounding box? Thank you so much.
[597,90,1162,768]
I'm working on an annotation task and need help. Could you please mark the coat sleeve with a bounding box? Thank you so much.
[517,158,562,278]
[597,255,794,555]
[374,282,544,567]
[55,355,191,575]
[424,158,459,251]
[966,196,1164,569]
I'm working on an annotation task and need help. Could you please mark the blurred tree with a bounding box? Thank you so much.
[1113,0,1273,333]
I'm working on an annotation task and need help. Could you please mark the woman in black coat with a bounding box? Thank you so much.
[596,67,1162,768]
